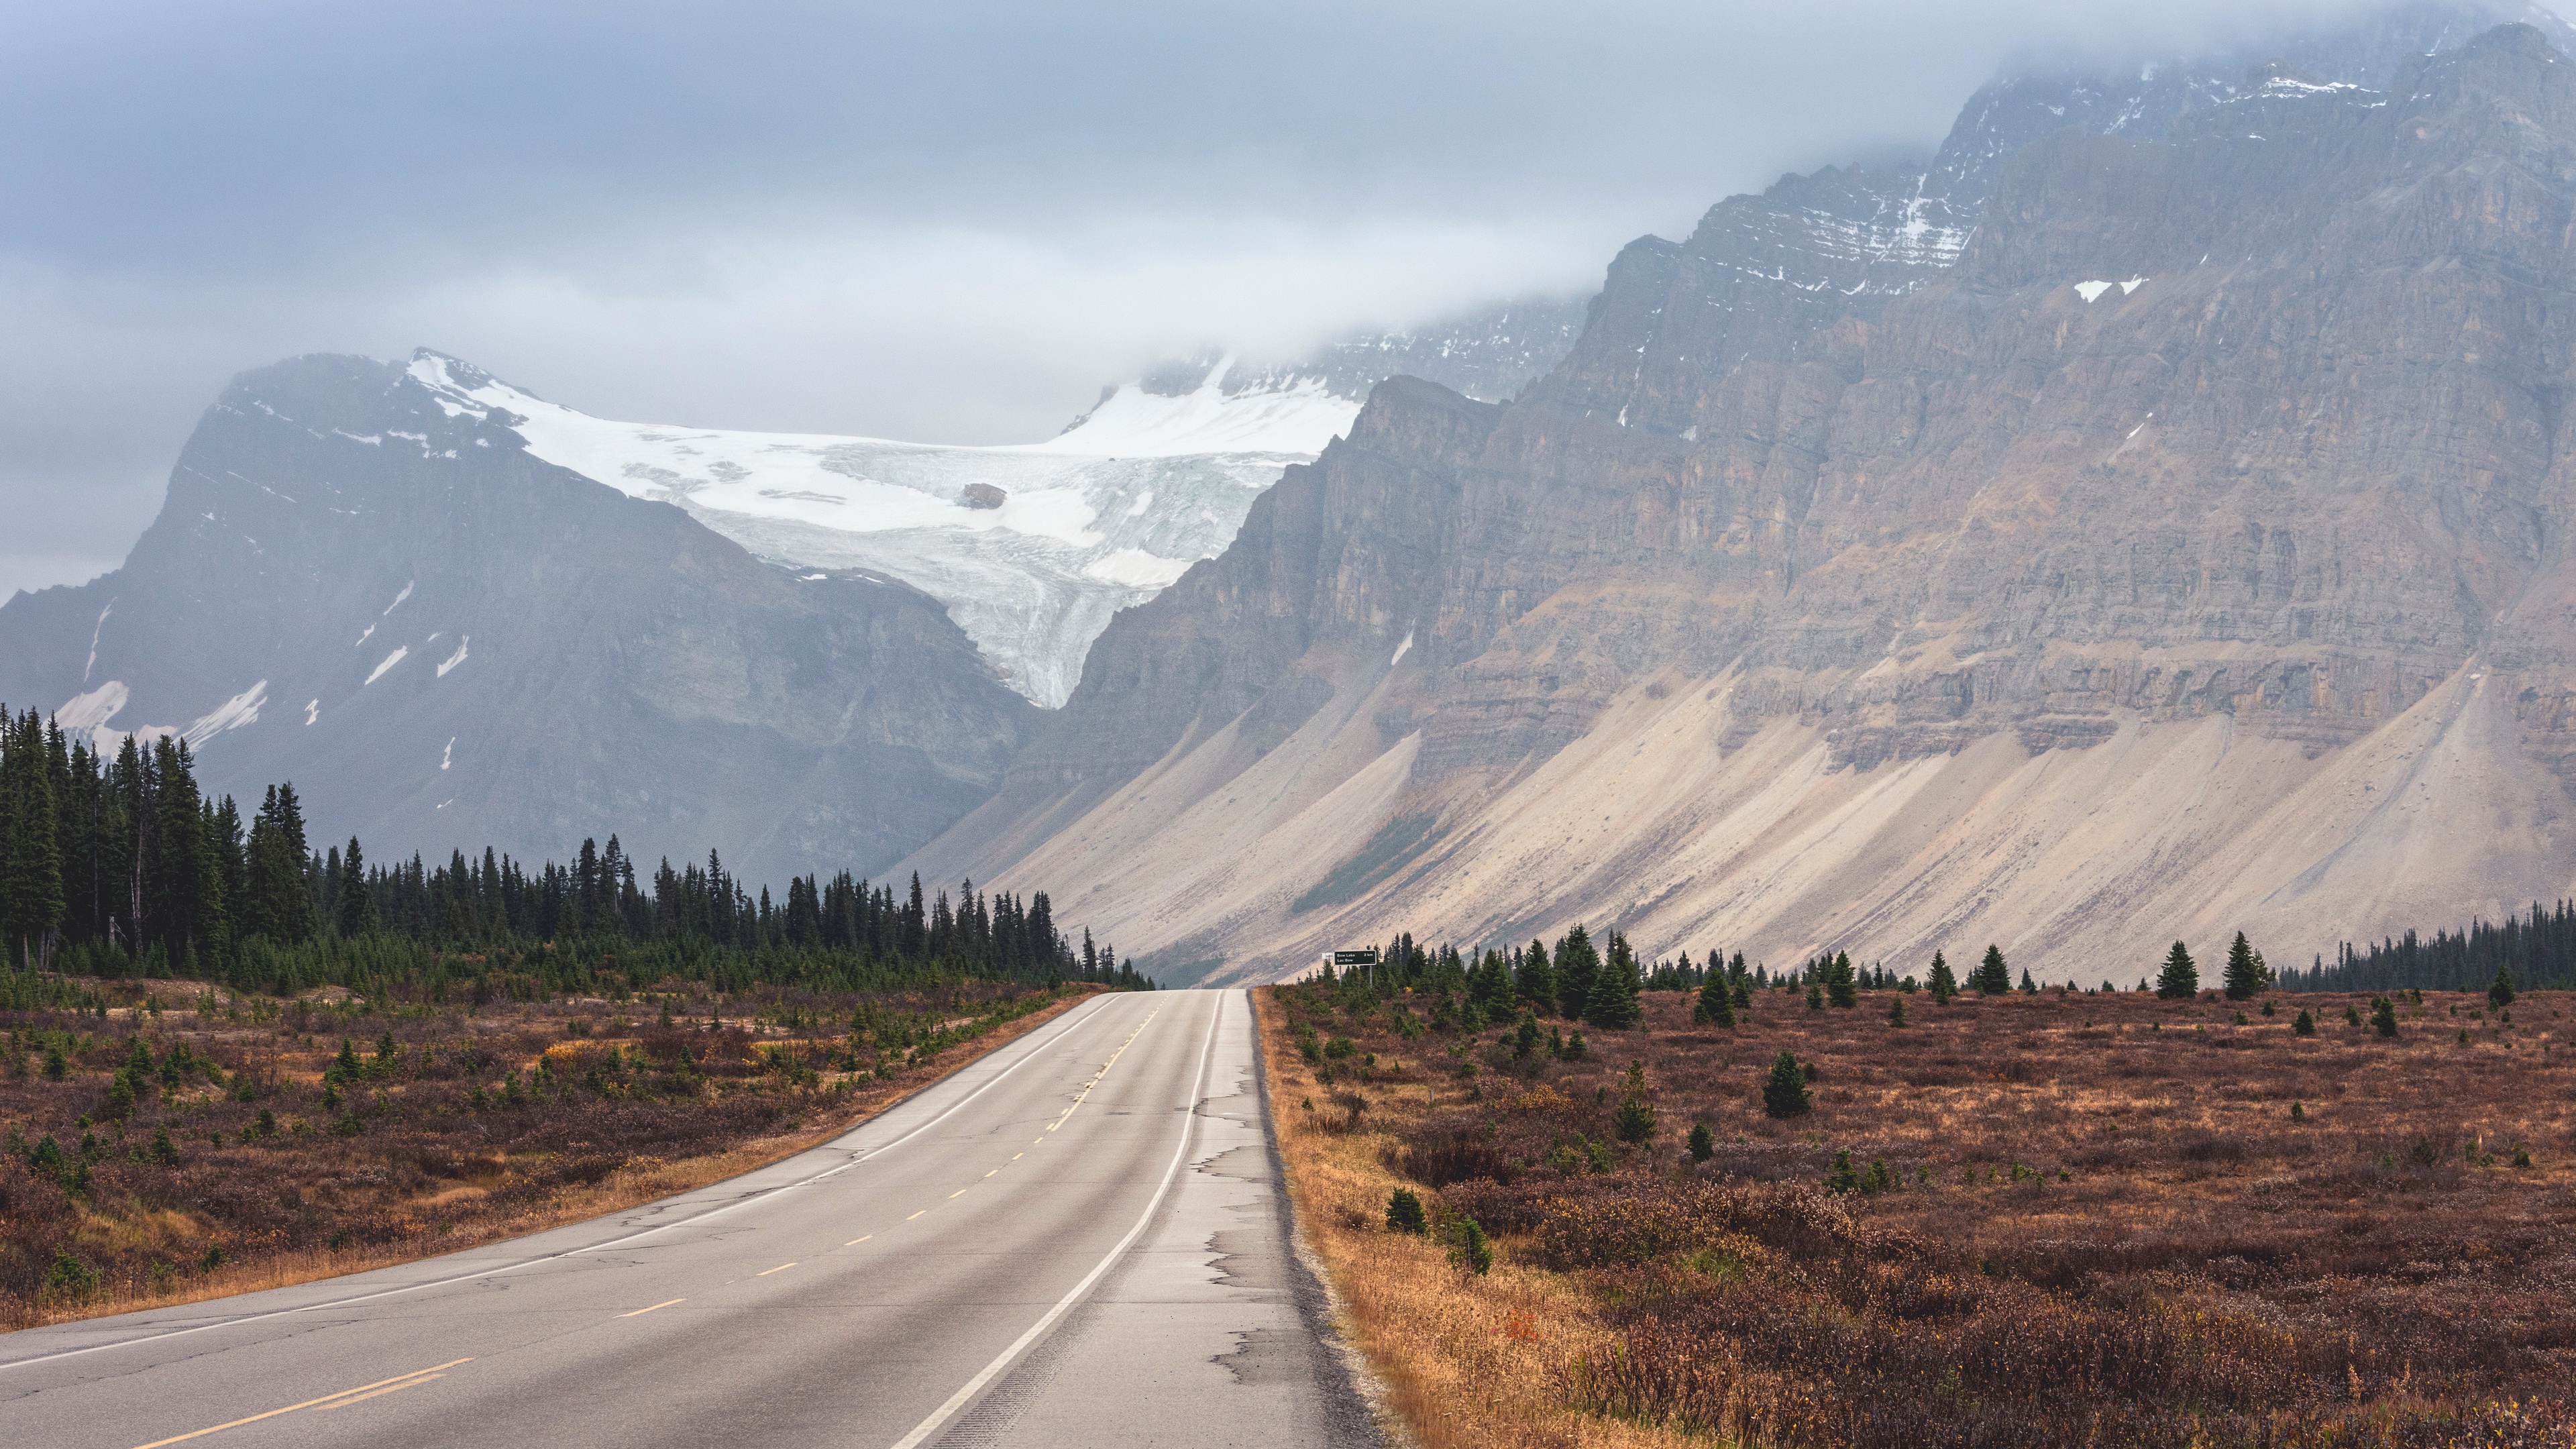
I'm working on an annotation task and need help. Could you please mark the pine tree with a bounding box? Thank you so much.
[2222,931,2269,1000]
[1517,938,1558,1016]
[2371,996,2400,1038]
[2017,967,2037,994]
[1825,951,1857,1008]
[2489,965,2516,1011]
[1927,951,1957,1004]
[1585,932,1643,1029]
[2155,941,2198,1000]
[1468,949,1515,1014]
[1761,1050,1811,1118]
[140,739,227,971]
[1972,945,2011,996]
[337,837,376,937]
[1613,1060,1656,1142]
[2293,1008,2316,1036]
[1554,924,1601,1022]
[1695,968,1735,1028]
[1,710,66,968]
[1687,1121,1714,1161]
[1888,994,1907,1027]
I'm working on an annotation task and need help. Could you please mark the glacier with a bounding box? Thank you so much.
[409,352,1358,707]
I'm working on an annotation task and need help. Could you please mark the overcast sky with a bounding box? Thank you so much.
[0,0,2534,599]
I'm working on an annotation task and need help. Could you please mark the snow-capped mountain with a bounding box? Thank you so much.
[412,295,1593,708]
[0,354,1037,885]
[409,352,1338,709]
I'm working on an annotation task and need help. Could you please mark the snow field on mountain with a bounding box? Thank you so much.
[408,354,1355,707]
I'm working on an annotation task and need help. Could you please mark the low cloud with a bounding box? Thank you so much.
[0,0,2540,597]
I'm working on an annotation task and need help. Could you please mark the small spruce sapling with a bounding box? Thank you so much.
[1762,1050,1811,1118]
[1825,952,1857,1009]
[1613,1060,1657,1142]
[2156,941,2200,1000]
[2222,931,2270,1000]
[2490,966,2517,1012]
[1888,994,1907,1028]
[1825,1148,1860,1193]
[1973,945,2012,996]
[1927,951,1957,1005]
[1687,1122,1715,1161]
[1385,1187,1428,1235]
[1449,1217,1493,1275]
[2372,997,2400,1038]
[1695,971,1736,1028]
[2294,1008,2316,1036]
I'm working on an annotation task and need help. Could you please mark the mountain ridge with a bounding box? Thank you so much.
[0,352,1036,887]
[905,15,2576,986]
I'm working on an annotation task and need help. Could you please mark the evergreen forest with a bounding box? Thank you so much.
[0,706,1146,1003]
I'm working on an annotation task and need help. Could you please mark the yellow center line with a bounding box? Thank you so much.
[619,1298,686,1318]
[1050,1010,1156,1132]
[757,1262,798,1276]
[313,1375,445,1410]
[949,1189,967,1198]
[845,1234,873,1246]
[985,1169,998,1177]
[1012,1152,1023,1161]
[131,1358,474,1448]
[908,1210,926,1220]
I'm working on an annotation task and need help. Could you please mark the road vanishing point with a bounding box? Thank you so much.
[0,989,1379,1448]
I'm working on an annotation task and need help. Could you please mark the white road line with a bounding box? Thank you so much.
[0,993,1128,1374]
[1049,1010,1156,1132]
[887,991,1224,1449]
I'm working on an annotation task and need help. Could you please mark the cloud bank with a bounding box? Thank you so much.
[0,0,2525,597]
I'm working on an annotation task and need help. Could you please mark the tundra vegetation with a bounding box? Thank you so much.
[0,974,1113,1327]
[1263,934,2573,1448]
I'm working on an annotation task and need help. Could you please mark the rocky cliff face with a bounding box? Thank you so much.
[912,19,2576,985]
[0,354,1034,883]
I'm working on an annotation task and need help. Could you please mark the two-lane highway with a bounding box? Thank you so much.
[0,989,1377,1448]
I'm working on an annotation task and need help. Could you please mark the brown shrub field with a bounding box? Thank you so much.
[0,976,1098,1327]
[1260,978,2576,1448]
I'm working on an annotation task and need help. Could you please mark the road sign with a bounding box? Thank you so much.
[1332,949,1378,967]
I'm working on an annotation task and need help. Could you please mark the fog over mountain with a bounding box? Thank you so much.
[12,0,2561,600]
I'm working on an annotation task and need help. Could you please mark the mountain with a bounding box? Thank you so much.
[417,299,1588,710]
[907,15,2576,985]
[0,354,1035,886]
[0,293,1589,880]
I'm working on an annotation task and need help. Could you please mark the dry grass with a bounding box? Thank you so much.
[1259,981,2576,1449]
[1258,986,1699,1449]
[1,977,1100,1330]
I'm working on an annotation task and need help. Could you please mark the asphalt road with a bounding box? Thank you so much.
[0,988,1377,1448]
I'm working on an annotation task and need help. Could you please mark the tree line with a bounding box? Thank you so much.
[0,706,1148,999]
[2292,902,2576,994]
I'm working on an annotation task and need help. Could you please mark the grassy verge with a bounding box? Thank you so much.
[1256,981,2576,1448]
[1256,985,1690,1449]
[3,978,1104,1330]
